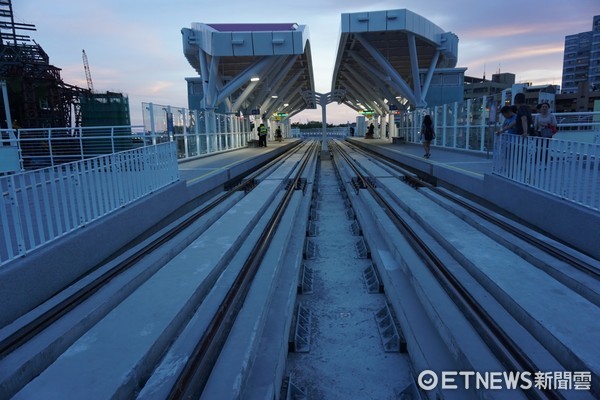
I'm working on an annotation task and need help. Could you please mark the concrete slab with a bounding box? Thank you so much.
[13,178,287,399]
[200,192,304,399]
[379,176,600,388]
[0,140,301,329]
[346,137,600,261]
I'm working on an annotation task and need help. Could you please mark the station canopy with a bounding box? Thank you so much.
[182,23,315,120]
[331,9,459,114]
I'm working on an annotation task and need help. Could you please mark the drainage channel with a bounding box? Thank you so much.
[284,156,412,399]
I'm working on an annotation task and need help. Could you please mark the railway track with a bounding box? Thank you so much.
[346,140,600,285]
[0,138,597,399]
[325,140,598,400]
[0,141,317,399]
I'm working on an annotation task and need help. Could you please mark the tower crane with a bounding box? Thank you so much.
[82,49,94,92]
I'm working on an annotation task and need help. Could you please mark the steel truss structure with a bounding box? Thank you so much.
[0,0,87,129]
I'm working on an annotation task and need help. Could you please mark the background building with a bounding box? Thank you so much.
[555,82,600,113]
[0,0,130,130]
[463,72,515,99]
[561,15,600,94]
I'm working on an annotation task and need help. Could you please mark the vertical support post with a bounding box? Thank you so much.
[319,93,329,158]
[111,126,116,154]
[453,102,458,149]
[433,105,438,145]
[465,99,471,150]
[166,105,173,142]
[47,129,55,168]
[193,110,200,154]
[7,174,25,258]
[407,33,423,106]
[181,109,189,159]
[205,109,217,153]
[442,103,447,147]
[1,80,12,131]
[148,103,157,145]
[481,96,487,152]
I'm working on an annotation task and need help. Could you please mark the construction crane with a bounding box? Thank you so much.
[82,49,94,92]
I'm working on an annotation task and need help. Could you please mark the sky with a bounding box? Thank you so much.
[13,0,600,126]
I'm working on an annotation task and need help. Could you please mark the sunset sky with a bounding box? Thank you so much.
[13,0,599,125]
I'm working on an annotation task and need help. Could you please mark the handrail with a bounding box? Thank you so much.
[492,134,599,211]
[0,143,179,266]
[396,101,600,153]
[3,125,255,171]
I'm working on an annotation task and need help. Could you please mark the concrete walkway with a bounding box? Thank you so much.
[351,138,494,176]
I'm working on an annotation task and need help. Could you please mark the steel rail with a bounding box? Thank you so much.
[330,140,563,400]
[0,141,305,358]
[167,141,318,399]
[345,140,600,280]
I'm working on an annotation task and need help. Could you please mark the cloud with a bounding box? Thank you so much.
[12,0,600,126]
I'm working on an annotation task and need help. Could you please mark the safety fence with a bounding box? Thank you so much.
[5,122,254,172]
[290,127,349,138]
[11,125,146,170]
[493,134,599,211]
[395,94,600,153]
[0,142,179,266]
[143,102,254,160]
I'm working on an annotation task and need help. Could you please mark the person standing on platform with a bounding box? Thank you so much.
[495,106,517,173]
[421,114,435,159]
[275,126,282,142]
[258,123,268,147]
[514,93,532,137]
[535,102,558,138]
[366,123,374,138]
[534,102,558,163]
[496,106,517,135]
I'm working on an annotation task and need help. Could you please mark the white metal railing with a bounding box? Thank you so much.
[9,123,256,171]
[290,127,349,138]
[143,102,253,160]
[0,128,17,145]
[9,102,290,172]
[493,134,599,211]
[171,131,252,159]
[0,142,179,266]
[15,125,147,170]
[396,95,600,153]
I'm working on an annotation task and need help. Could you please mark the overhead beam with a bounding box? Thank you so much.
[354,33,418,107]
[349,50,417,105]
[420,48,441,101]
[215,56,276,106]
[340,71,384,115]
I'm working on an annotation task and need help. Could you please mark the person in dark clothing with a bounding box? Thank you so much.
[421,115,435,158]
[514,93,532,137]
[258,123,268,147]
[366,123,374,138]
